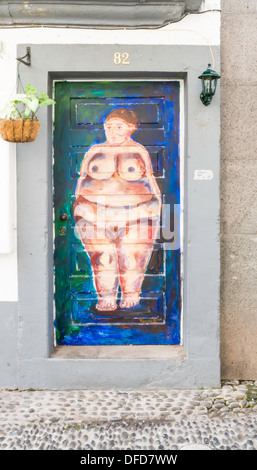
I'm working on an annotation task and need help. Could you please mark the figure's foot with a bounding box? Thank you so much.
[96,296,117,311]
[120,293,140,309]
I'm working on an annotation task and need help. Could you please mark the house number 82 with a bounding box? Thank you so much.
[114,52,130,65]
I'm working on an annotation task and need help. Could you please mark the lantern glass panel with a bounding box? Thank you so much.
[204,78,211,94]
[211,79,217,95]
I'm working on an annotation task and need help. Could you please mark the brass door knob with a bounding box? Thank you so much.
[60,213,69,222]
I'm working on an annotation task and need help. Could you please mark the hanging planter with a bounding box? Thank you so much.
[0,118,40,143]
[0,84,55,143]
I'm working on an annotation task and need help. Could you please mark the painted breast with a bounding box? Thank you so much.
[78,151,159,206]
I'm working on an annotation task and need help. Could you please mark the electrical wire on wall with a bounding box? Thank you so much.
[156,27,217,69]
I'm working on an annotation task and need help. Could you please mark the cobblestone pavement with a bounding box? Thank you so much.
[1,381,257,450]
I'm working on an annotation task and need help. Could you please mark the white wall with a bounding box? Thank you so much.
[201,0,220,10]
[0,9,220,301]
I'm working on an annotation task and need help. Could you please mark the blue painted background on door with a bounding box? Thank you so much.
[53,81,181,345]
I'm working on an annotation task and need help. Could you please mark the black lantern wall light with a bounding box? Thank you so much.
[199,64,220,106]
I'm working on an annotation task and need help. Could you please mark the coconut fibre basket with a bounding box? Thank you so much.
[0,118,40,143]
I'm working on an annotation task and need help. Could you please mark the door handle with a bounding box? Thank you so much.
[60,213,69,222]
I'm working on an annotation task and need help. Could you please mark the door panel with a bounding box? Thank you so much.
[71,98,165,127]
[53,81,181,346]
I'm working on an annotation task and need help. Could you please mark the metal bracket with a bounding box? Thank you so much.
[16,47,31,66]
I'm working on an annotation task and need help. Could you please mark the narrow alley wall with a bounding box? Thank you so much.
[220,0,257,378]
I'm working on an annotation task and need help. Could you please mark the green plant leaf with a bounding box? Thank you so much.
[38,98,55,107]
[23,106,32,119]
[23,96,39,113]
[25,84,38,95]
[39,91,49,100]
[1,84,54,120]
[0,102,20,119]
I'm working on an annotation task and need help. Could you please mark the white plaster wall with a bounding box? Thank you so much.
[0,9,220,301]
[0,140,17,300]
[201,0,221,11]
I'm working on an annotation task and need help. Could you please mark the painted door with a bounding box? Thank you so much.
[53,81,181,345]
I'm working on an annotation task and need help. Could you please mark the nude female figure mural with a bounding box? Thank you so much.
[74,108,162,312]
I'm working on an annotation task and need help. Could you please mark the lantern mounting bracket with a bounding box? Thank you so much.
[16,47,31,67]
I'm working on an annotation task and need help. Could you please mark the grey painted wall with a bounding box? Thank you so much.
[0,42,220,389]
[0,303,17,389]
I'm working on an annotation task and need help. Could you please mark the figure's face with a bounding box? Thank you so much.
[104,118,135,145]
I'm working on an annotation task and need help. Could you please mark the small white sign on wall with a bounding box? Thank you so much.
[194,169,214,180]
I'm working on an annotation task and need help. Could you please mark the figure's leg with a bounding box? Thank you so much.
[74,215,119,311]
[118,243,154,308]
[85,241,119,311]
[117,219,159,309]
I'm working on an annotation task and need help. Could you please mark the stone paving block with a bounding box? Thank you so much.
[0,387,257,450]
[221,85,257,160]
[221,306,257,380]
[220,160,257,233]
[220,234,257,308]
